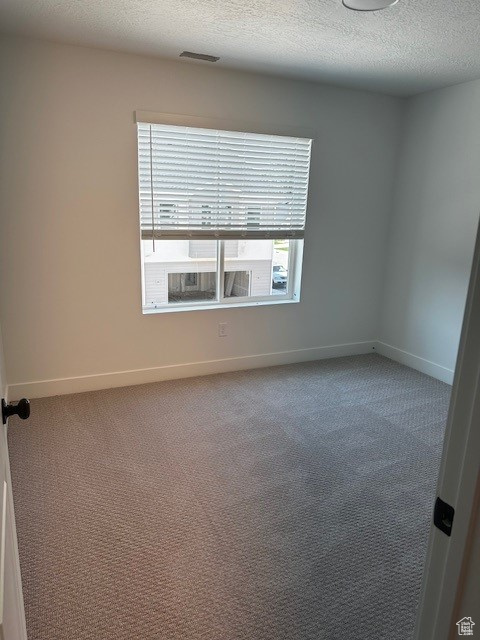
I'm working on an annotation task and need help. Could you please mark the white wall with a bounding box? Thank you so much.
[379,80,480,381]
[0,36,402,396]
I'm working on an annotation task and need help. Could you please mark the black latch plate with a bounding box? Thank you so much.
[433,497,454,537]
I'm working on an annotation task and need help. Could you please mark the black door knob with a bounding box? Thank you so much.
[2,398,30,425]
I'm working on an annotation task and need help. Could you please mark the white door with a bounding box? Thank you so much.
[0,358,27,640]
[414,218,480,640]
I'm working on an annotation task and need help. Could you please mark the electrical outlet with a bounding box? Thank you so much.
[218,322,228,337]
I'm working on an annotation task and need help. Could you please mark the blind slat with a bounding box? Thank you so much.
[137,122,312,239]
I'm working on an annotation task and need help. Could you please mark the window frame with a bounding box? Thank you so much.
[135,111,314,315]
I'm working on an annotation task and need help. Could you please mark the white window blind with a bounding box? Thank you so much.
[137,122,312,240]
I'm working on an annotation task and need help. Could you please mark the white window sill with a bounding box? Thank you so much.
[142,298,300,315]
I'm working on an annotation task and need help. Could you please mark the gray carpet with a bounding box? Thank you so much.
[7,354,450,640]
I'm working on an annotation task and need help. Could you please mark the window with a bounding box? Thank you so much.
[137,119,312,312]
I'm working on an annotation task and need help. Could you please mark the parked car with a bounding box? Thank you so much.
[272,265,287,287]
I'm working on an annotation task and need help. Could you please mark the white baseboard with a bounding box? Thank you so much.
[7,340,376,400]
[375,341,454,384]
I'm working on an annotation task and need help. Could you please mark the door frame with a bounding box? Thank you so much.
[414,218,480,640]
[1,434,28,640]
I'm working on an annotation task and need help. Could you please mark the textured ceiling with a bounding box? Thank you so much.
[1,0,480,96]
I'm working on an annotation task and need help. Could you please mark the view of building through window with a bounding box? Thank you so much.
[142,239,293,308]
